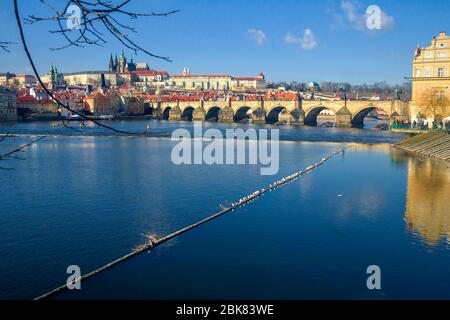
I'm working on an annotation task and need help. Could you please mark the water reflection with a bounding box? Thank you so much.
[401,153,450,246]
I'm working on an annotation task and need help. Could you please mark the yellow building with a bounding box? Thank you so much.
[63,71,118,87]
[411,32,450,124]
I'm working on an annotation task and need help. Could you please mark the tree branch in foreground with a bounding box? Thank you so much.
[24,0,178,61]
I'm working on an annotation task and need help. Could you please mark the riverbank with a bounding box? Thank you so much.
[395,131,450,161]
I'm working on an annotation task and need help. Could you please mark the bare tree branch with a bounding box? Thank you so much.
[0,136,46,161]
[24,0,179,61]
[0,42,16,52]
[13,0,156,135]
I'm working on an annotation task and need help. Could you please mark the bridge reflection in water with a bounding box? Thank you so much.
[393,149,450,246]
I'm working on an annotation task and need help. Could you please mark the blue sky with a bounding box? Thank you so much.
[0,0,449,84]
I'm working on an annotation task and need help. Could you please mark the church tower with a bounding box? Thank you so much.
[109,54,116,72]
[118,49,127,73]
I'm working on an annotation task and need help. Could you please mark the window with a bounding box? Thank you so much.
[435,90,446,102]
[437,51,448,59]
[415,68,421,77]
[438,68,445,77]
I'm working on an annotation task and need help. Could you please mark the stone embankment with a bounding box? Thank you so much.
[395,132,450,161]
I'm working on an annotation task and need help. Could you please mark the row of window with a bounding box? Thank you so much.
[423,51,449,59]
[415,66,449,78]
[0,108,16,114]
[0,102,15,107]
[0,94,14,100]
[173,81,230,90]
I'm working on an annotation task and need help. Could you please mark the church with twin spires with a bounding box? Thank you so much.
[108,49,150,73]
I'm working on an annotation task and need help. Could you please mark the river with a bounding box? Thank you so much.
[0,120,449,299]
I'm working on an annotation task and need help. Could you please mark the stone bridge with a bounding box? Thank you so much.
[150,98,410,127]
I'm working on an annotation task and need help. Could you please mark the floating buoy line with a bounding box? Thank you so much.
[35,147,349,300]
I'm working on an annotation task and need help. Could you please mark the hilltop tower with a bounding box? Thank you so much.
[109,54,117,72]
[118,49,127,73]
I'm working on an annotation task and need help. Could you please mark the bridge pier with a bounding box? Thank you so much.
[192,108,206,121]
[335,106,352,127]
[286,108,305,125]
[251,108,266,124]
[169,106,182,121]
[218,106,234,122]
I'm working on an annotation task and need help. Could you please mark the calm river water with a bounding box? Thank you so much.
[0,121,449,299]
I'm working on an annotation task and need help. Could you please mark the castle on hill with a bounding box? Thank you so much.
[108,49,150,73]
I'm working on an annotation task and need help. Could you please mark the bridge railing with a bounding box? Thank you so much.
[146,93,300,104]
[391,123,450,132]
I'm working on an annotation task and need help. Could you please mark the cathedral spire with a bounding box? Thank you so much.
[109,54,115,72]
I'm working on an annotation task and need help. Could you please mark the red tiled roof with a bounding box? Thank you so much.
[17,95,38,103]
[132,70,169,76]
[234,77,259,81]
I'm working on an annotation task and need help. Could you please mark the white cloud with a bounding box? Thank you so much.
[334,0,394,32]
[246,29,267,46]
[284,29,317,50]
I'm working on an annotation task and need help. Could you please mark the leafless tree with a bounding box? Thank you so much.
[23,0,178,61]
[419,88,450,122]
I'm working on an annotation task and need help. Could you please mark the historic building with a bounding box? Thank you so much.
[33,52,265,91]
[62,51,167,88]
[64,71,118,87]
[84,91,113,115]
[0,73,15,86]
[232,73,266,90]
[0,86,17,121]
[411,32,450,123]
[42,65,65,89]
[169,68,266,91]
[108,49,150,73]
[0,73,35,87]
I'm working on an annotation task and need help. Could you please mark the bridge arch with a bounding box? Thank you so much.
[234,106,252,122]
[181,106,195,121]
[205,106,221,122]
[351,106,388,127]
[266,106,286,124]
[162,106,172,120]
[305,106,331,126]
